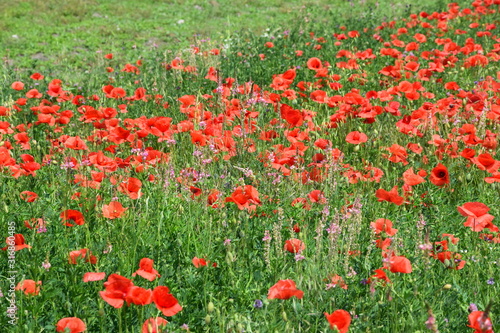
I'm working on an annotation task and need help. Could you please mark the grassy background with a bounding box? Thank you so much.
[1,0,458,73]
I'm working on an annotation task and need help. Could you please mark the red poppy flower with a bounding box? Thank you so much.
[307,57,323,71]
[267,279,304,300]
[345,131,368,144]
[56,317,86,333]
[225,185,261,211]
[64,136,88,151]
[69,248,97,265]
[472,153,500,173]
[429,163,450,186]
[15,279,41,295]
[280,104,304,127]
[192,257,207,268]
[389,255,412,273]
[102,201,127,219]
[60,209,85,227]
[375,186,404,205]
[402,168,425,186]
[284,238,306,254]
[436,251,466,270]
[117,177,142,199]
[30,72,44,80]
[457,202,497,232]
[485,172,500,184]
[468,311,493,333]
[11,81,24,91]
[24,217,47,230]
[308,190,326,203]
[83,272,106,282]
[2,234,31,251]
[324,309,351,333]
[26,88,42,98]
[125,286,153,306]
[189,186,202,199]
[370,218,398,236]
[207,189,221,207]
[370,268,391,284]
[99,274,134,308]
[20,191,38,202]
[132,258,161,281]
[142,317,168,333]
[327,274,348,290]
[152,286,182,316]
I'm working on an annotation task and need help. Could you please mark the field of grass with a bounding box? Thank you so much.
[0,0,499,332]
[2,0,460,73]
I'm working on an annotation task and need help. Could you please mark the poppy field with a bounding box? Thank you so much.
[1,0,500,332]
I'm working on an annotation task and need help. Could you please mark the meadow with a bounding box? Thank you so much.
[0,0,499,332]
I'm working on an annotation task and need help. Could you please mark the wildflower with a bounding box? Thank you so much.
[152,286,182,316]
[56,317,86,333]
[375,186,404,205]
[142,317,168,333]
[60,209,85,227]
[15,280,41,296]
[457,202,498,232]
[254,299,263,308]
[345,131,368,144]
[99,274,134,308]
[267,279,304,300]
[294,253,306,261]
[102,201,128,219]
[324,310,351,333]
[2,234,31,251]
[83,272,106,282]
[42,260,51,271]
[284,238,306,254]
[429,163,450,186]
[132,258,161,281]
[468,311,493,333]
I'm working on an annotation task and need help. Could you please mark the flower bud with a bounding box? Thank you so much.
[282,310,288,322]
[443,284,452,290]
[207,301,215,313]
[205,315,211,324]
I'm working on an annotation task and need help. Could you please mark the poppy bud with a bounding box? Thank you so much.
[207,302,215,313]
[205,315,211,324]
[226,252,234,264]
[354,145,360,151]
[443,284,452,290]
[466,174,472,180]
[282,311,288,322]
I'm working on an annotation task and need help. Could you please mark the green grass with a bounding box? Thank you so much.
[1,0,464,75]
